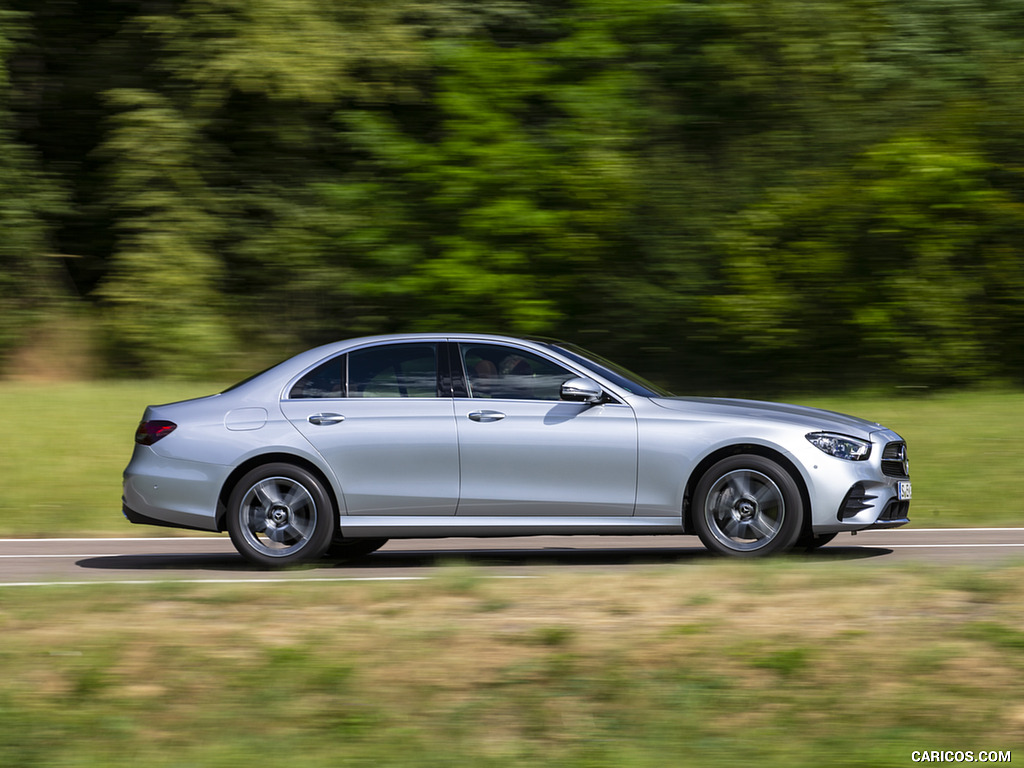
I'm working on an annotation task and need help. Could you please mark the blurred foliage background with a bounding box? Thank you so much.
[2,0,1024,391]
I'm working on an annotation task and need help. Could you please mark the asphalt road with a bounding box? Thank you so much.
[1,528,1022,586]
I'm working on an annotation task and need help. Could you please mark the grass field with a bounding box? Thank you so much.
[801,389,1024,528]
[0,381,220,537]
[1,560,1022,766]
[0,382,1021,536]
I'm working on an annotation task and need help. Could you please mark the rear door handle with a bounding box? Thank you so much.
[308,413,345,425]
[468,410,505,423]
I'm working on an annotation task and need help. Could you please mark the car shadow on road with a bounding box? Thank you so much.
[340,545,893,568]
[76,553,250,572]
[75,544,893,573]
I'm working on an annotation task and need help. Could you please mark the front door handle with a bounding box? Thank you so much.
[308,413,345,425]
[468,410,505,423]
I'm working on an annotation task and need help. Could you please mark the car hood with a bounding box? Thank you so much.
[651,396,885,437]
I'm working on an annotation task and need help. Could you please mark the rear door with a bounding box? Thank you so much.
[281,341,459,515]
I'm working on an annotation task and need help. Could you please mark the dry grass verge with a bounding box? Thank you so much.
[2,559,1022,766]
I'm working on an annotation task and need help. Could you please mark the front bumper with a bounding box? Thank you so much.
[835,480,910,529]
[804,432,911,534]
[869,499,911,529]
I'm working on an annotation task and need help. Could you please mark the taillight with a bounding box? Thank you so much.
[135,420,177,445]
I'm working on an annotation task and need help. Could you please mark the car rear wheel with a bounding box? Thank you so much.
[693,455,803,557]
[227,463,335,568]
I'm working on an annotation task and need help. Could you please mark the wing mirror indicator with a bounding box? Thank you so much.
[560,377,604,404]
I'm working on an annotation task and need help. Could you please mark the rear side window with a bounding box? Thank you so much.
[348,343,438,398]
[289,356,343,399]
[289,344,440,399]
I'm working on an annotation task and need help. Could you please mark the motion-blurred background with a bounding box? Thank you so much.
[3,0,1023,392]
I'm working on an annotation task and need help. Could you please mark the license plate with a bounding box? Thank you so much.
[897,481,912,501]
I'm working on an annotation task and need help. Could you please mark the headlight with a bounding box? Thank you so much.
[806,432,871,461]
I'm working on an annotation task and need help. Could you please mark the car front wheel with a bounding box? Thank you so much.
[227,463,335,568]
[693,455,803,557]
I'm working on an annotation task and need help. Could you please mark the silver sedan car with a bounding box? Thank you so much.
[122,333,911,566]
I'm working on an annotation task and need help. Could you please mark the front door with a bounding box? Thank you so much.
[452,343,638,517]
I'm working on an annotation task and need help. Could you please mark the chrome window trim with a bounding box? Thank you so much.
[282,339,447,401]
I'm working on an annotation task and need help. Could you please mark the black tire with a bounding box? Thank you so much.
[795,531,838,551]
[326,537,389,561]
[693,454,804,557]
[227,463,335,568]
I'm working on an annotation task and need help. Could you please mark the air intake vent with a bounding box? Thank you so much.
[838,483,878,520]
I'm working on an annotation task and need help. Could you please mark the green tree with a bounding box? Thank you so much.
[123,0,433,357]
[323,23,644,338]
[608,0,1024,390]
[0,7,63,369]
[8,0,1024,388]
[96,89,233,378]
[711,136,1024,388]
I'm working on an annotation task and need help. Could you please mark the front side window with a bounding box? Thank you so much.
[348,343,438,398]
[460,344,572,401]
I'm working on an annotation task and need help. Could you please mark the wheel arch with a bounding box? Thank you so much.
[682,444,812,535]
[216,453,342,532]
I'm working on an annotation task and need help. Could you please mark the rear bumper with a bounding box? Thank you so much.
[122,500,216,533]
[122,446,227,533]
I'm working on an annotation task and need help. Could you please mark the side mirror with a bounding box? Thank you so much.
[560,377,604,404]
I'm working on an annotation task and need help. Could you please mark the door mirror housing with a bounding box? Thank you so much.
[560,377,604,404]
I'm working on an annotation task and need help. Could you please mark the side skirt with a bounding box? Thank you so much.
[336,516,685,539]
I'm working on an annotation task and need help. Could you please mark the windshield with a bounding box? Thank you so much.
[536,340,674,398]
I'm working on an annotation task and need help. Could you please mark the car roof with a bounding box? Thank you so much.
[224,333,614,403]
[297,332,562,360]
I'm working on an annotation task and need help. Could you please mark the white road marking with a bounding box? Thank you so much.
[0,575,534,589]
[2,543,1022,559]
[0,537,223,542]
[2,534,1024,560]
[881,543,1024,549]
[0,528,1022,544]
[1,532,1021,587]
[0,577,425,588]
[0,554,143,559]
[879,528,1024,532]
